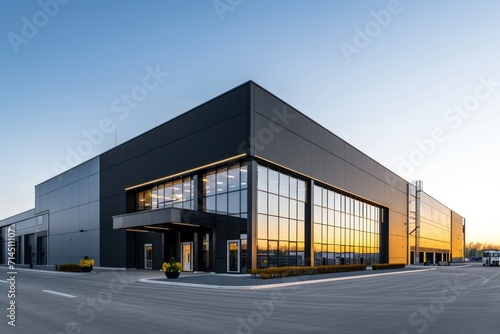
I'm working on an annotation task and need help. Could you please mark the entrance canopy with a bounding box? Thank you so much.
[113,207,222,232]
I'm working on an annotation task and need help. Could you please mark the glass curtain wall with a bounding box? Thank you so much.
[203,162,248,217]
[256,164,306,268]
[313,184,381,266]
[136,177,195,211]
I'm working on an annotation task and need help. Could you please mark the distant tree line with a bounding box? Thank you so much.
[466,242,500,258]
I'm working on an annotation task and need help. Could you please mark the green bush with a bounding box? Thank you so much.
[251,264,367,279]
[56,264,81,272]
[371,263,406,270]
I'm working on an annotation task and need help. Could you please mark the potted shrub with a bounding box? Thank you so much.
[79,256,94,273]
[162,257,182,279]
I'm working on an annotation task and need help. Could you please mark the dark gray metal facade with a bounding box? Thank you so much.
[0,81,465,271]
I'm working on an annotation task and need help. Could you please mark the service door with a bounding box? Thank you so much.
[145,244,153,269]
[182,242,193,271]
[227,240,240,273]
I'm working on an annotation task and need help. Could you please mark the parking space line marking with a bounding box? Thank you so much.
[42,290,77,298]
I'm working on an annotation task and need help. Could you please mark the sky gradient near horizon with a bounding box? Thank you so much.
[1,0,499,244]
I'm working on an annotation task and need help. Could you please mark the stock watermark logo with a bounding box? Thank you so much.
[397,74,500,178]
[213,0,243,21]
[225,288,286,334]
[7,0,70,54]
[237,106,297,154]
[6,226,17,327]
[400,273,485,334]
[339,0,403,63]
[51,64,168,175]
[48,271,131,334]
[110,65,168,120]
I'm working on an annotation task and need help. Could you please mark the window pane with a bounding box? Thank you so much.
[279,173,289,197]
[289,219,297,242]
[205,172,215,196]
[334,211,341,227]
[279,241,289,267]
[183,179,192,201]
[314,243,322,266]
[268,169,279,194]
[216,167,227,193]
[279,197,289,218]
[268,241,278,267]
[328,226,334,244]
[314,186,322,206]
[314,223,321,243]
[314,206,322,223]
[269,194,279,216]
[240,190,247,214]
[335,193,341,211]
[152,186,158,209]
[144,189,152,210]
[257,191,268,214]
[297,220,305,242]
[268,216,279,240]
[240,163,248,189]
[289,242,297,266]
[289,177,297,200]
[279,218,289,241]
[137,191,144,211]
[297,242,305,266]
[335,227,341,244]
[298,180,306,202]
[257,239,268,268]
[228,164,240,192]
[328,190,334,209]
[157,185,165,208]
[216,193,227,213]
[257,165,267,191]
[322,188,328,207]
[328,209,334,226]
[164,182,173,207]
[290,199,297,219]
[257,214,267,239]
[228,191,240,214]
[205,196,215,213]
[173,180,182,203]
[297,203,305,221]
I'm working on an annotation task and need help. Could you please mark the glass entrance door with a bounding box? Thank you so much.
[182,242,193,271]
[144,244,152,269]
[227,240,240,273]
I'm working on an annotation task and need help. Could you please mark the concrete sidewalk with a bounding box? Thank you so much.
[139,266,432,290]
[2,263,461,290]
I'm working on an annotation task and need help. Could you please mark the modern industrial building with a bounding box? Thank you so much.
[0,81,465,273]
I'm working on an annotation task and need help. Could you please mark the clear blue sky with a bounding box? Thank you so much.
[1,0,499,244]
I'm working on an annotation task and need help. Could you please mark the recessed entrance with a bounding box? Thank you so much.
[182,242,193,271]
[227,240,240,273]
[145,244,153,269]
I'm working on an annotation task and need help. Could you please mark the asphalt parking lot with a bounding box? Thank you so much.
[2,262,500,333]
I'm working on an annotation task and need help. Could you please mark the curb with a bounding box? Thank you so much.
[139,268,432,290]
